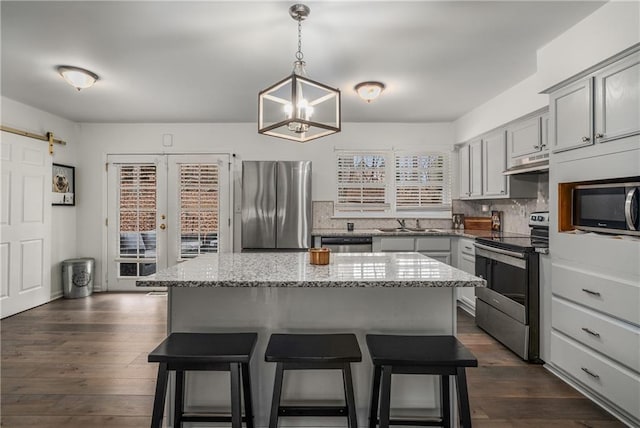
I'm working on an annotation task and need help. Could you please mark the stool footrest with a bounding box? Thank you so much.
[181,414,249,423]
[371,417,444,427]
[278,406,349,417]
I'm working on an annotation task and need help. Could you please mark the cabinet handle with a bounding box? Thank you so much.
[581,367,600,379]
[581,327,601,338]
[581,288,601,297]
[581,136,591,142]
[464,246,472,251]
[595,133,604,139]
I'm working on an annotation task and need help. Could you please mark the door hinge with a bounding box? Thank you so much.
[105,162,109,172]
[228,218,231,227]
[105,218,108,227]
[228,162,231,171]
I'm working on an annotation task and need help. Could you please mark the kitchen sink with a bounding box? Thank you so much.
[376,228,442,233]
[377,228,411,232]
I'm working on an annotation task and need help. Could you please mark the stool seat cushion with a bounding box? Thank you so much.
[148,332,257,364]
[265,334,362,363]
[366,335,477,367]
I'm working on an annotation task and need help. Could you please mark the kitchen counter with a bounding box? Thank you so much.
[139,252,485,427]
[312,227,529,239]
[136,252,484,288]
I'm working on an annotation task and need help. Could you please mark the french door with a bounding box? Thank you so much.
[106,154,230,291]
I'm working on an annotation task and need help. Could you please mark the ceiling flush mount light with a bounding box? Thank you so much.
[258,4,341,143]
[355,81,385,103]
[57,65,99,91]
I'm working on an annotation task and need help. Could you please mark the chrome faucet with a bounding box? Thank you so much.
[396,218,406,229]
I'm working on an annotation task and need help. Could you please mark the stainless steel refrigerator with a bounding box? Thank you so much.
[241,161,312,250]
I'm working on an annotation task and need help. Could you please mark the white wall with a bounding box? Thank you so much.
[1,96,79,298]
[455,1,640,143]
[77,122,454,289]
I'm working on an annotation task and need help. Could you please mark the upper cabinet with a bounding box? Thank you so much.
[482,130,507,197]
[550,51,639,153]
[594,53,640,143]
[458,130,536,200]
[507,113,549,161]
[469,139,483,198]
[550,78,594,153]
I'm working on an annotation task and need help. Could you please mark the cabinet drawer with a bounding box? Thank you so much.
[551,331,640,422]
[459,238,475,256]
[551,263,640,325]
[552,297,640,372]
[379,237,415,251]
[415,237,450,252]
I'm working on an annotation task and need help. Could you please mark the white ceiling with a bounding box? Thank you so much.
[1,1,605,124]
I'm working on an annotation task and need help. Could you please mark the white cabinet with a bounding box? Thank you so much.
[459,144,470,198]
[469,139,483,198]
[550,261,640,427]
[374,236,451,265]
[594,53,640,143]
[455,238,476,313]
[458,130,536,200]
[550,77,594,153]
[482,130,507,197]
[550,51,640,153]
[507,112,549,162]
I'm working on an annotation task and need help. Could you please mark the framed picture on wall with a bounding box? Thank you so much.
[52,163,75,206]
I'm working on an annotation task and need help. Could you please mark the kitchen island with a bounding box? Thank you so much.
[138,252,485,427]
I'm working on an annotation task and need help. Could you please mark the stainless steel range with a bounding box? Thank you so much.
[474,212,549,362]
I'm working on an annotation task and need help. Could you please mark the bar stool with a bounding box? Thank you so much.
[148,332,257,428]
[265,333,362,428]
[366,335,477,428]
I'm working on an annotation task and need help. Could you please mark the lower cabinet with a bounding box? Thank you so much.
[373,236,451,265]
[550,261,640,427]
[454,238,476,313]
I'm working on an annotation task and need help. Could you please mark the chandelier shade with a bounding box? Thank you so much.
[258,4,341,143]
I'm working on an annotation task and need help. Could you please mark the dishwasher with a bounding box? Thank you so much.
[320,236,372,253]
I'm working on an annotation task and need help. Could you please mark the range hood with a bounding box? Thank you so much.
[503,153,549,175]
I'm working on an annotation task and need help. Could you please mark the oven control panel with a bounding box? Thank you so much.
[529,211,549,227]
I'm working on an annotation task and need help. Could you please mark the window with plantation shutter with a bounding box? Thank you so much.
[178,164,219,258]
[336,152,391,213]
[395,152,451,211]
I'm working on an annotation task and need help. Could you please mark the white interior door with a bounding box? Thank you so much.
[106,154,230,291]
[1,133,52,318]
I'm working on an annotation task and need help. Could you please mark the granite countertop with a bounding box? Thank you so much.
[312,228,529,239]
[136,252,486,288]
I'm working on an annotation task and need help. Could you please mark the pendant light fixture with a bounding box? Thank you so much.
[258,4,341,143]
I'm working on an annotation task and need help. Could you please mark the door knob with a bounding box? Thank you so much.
[159,224,166,230]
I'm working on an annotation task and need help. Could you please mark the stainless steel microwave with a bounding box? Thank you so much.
[572,181,639,236]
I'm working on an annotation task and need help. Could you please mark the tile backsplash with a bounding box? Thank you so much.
[452,173,549,234]
[313,173,549,235]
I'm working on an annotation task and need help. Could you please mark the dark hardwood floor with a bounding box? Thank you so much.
[1,293,624,427]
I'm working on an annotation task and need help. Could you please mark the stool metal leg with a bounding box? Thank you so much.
[455,368,472,428]
[369,365,382,428]
[150,362,168,428]
[230,363,242,428]
[174,370,184,428]
[378,365,392,428]
[440,375,451,428]
[269,362,285,428]
[342,363,358,428]
[242,363,255,428]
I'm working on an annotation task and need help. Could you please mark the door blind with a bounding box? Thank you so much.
[395,152,451,210]
[179,164,219,258]
[117,164,157,277]
[335,152,390,212]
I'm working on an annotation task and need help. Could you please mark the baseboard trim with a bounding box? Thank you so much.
[456,299,476,317]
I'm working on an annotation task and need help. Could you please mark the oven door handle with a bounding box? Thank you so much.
[625,188,638,231]
[474,242,525,259]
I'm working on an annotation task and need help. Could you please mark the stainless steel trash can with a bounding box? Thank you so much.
[62,258,95,298]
